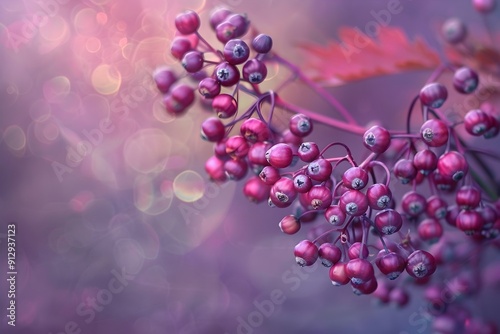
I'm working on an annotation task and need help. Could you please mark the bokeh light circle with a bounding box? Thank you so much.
[173,170,205,202]
[91,64,121,95]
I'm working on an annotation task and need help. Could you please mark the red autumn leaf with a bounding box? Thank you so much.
[299,26,441,86]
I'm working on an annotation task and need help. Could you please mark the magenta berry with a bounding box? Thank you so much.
[307,185,332,210]
[279,215,301,235]
[240,118,270,143]
[352,277,378,295]
[346,258,375,284]
[297,142,320,162]
[224,158,248,180]
[342,166,369,190]
[223,39,250,65]
[294,240,318,266]
[437,151,468,181]
[376,251,406,280]
[289,114,313,137]
[464,109,492,136]
[164,84,195,115]
[225,13,250,37]
[307,158,333,182]
[242,59,268,84]
[201,117,225,142]
[389,287,410,307]
[393,159,417,184]
[418,218,443,242]
[456,185,481,209]
[225,135,249,159]
[270,177,297,208]
[363,125,391,154]
[266,143,293,168]
[170,37,192,60]
[456,210,484,235]
[214,62,240,87]
[243,176,271,203]
[420,119,449,147]
[453,67,479,94]
[339,190,368,216]
[426,195,448,219]
[413,149,438,174]
[153,67,177,93]
[293,174,313,193]
[205,156,227,182]
[402,191,427,217]
[318,243,342,267]
[198,77,221,98]
[329,262,351,286]
[259,166,280,185]
[473,0,497,13]
[324,205,346,225]
[175,10,200,35]
[181,51,204,73]
[442,18,467,44]
[348,242,369,260]
[406,250,437,278]
[215,21,238,43]
[431,170,457,192]
[374,209,403,235]
[209,7,232,30]
[419,83,448,108]
[247,142,272,167]
[366,183,393,210]
[252,33,273,53]
[212,93,238,118]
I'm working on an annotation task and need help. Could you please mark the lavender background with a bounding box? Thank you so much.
[1,0,499,333]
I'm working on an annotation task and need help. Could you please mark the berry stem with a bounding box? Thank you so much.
[275,97,366,135]
[366,160,391,187]
[271,53,358,125]
[195,32,222,59]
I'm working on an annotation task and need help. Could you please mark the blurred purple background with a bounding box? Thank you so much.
[1,0,500,333]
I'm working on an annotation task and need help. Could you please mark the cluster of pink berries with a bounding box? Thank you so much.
[154,3,500,333]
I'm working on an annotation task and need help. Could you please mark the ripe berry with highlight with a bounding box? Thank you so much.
[289,114,313,137]
[175,10,201,35]
[453,67,479,94]
[374,209,403,235]
[339,190,368,216]
[270,177,297,208]
[252,34,273,54]
[212,94,238,118]
[266,143,294,168]
[437,151,468,181]
[223,39,250,65]
[419,83,448,108]
[279,215,301,235]
[318,243,342,267]
[406,250,437,278]
[363,125,391,154]
[201,117,225,142]
[214,62,240,87]
[342,167,368,190]
[297,142,320,162]
[307,159,333,182]
[242,59,268,84]
[420,119,449,147]
[366,183,393,210]
[294,240,318,266]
